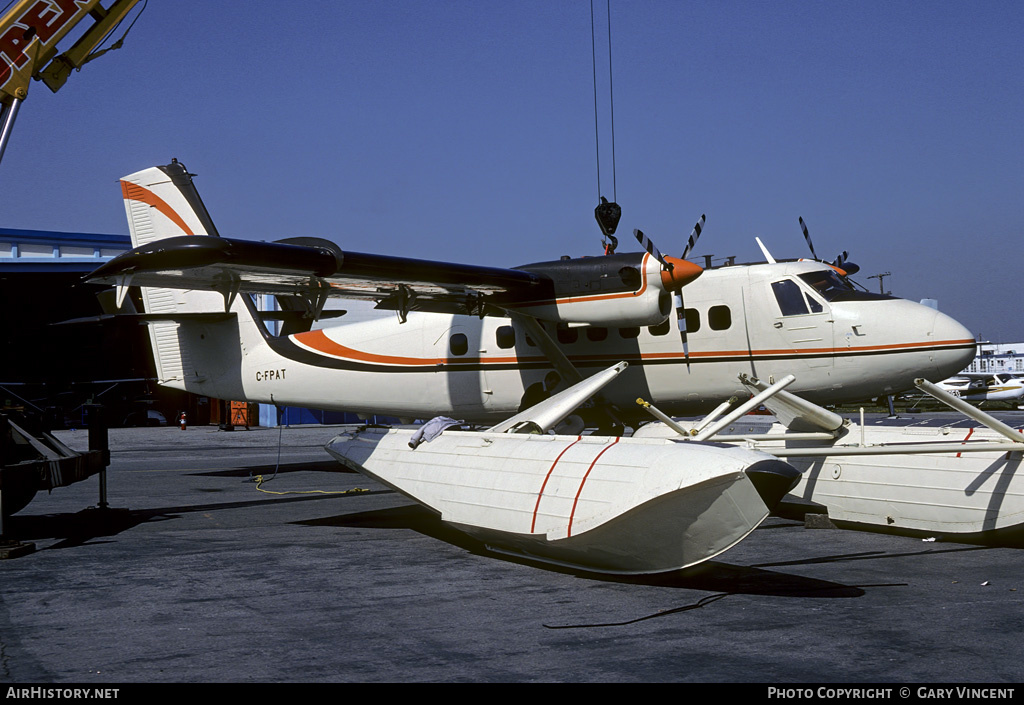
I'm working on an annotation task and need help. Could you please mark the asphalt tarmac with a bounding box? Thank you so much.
[2,421,1023,684]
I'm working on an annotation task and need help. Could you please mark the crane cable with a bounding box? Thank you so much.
[80,0,149,68]
[591,0,617,204]
[591,0,622,252]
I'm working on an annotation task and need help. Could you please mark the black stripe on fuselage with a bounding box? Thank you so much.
[264,333,974,375]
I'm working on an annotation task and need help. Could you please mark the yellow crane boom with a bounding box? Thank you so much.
[0,0,140,162]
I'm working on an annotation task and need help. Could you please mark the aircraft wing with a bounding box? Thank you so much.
[86,235,547,318]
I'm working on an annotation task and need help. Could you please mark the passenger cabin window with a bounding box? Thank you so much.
[683,308,700,334]
[496,325,515,349]
[586,327,608,342]
[708,305,731,331]
[618,327,640,339]
[771,280,810,316]
[648,319,670,336]
[557,325,578,344]
[450,333,468,356]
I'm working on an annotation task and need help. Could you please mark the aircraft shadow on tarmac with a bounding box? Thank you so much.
[187,459,356,478]
[4,459,381,551]
[300,503,871,599]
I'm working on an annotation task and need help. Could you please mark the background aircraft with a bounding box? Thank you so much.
[935,373,1024,405]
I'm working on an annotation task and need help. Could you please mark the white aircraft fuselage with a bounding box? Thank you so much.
[164,258,975,423]
[92,162,976,423]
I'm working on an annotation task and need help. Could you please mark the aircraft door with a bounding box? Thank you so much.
[435,319,498,413]
[766,278,834,368]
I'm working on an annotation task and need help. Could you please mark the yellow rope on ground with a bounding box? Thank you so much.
[252,475,370,496]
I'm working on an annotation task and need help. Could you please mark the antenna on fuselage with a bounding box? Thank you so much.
[755,237,777,264]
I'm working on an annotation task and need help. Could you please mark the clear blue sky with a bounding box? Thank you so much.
[4,1,1022,341]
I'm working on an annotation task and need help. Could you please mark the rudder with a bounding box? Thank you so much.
[118,161,239,387]
[120,159,220,246]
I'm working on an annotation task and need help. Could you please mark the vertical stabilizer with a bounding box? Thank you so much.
[118,161,244,388]
[120,160,220,245]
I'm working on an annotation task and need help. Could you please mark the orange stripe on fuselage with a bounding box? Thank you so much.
[121,180,195,236]
[638,338,974,360]
[292,329,522,366]
[288,330,976,369]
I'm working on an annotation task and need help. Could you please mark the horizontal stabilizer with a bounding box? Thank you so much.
[53,309,347,328]
[52,312,236,327]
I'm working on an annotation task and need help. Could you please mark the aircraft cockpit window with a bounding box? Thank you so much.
[708,305,731,331]
[450,333,468,356]
[798,270,851,300]
[795,270,898,303]
[496,325,516,349]
[771,280,809,316]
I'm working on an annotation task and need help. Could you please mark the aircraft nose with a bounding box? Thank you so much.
[930,309,977,379]
[744,459,801,511]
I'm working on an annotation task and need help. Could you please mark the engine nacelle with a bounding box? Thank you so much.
[505,252,699,327]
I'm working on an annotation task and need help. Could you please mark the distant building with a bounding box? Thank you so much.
[0,227,130,271]
[1,228,377,427]
[0,227,179,426]
[963,342,1024,376]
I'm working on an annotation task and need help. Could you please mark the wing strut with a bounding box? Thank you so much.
[506,311,625,433]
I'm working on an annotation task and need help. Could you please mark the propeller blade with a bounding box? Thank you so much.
[799,216,819,261]
[675,290,690,365]
[833,253,860,275]
[634,229,672,271]
[802,217,859,274]
[681,214,705,260]
[633,222,700,366]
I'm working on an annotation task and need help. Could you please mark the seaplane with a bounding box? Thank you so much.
[86,161,977,428]
[81,161,985,573]
[934,372,1024,406]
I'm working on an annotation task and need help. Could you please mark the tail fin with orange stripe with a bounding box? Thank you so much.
[118,160,261,395]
